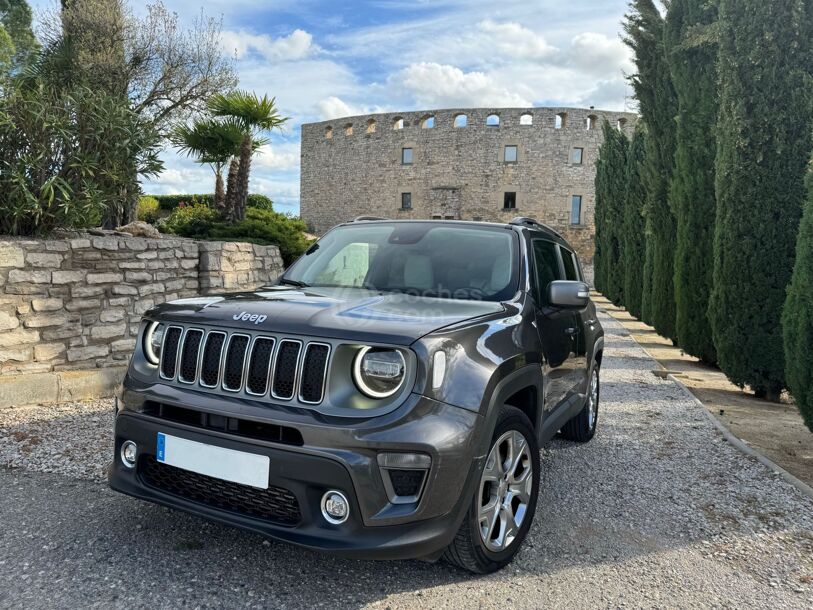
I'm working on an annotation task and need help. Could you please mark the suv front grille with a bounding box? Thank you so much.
[158,327,331,405]
[140,455,301,525]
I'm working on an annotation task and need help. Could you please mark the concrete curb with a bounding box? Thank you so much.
[667,373,813,502]
[0,366,126,408]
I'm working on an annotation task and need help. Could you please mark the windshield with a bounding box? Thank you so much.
[283,223,519,301]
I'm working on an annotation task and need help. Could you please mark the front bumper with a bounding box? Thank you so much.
[108,381,486,560]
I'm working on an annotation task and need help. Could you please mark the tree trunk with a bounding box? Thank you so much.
[225,157,240,222]
[214,170,226,213]
[235,134,253,221]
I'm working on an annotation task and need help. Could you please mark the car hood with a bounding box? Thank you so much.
[147,286,505,345]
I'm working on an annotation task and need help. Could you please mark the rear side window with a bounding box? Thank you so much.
[532,239,562,305]
[560,247,581,281]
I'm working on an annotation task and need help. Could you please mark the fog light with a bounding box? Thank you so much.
[320,490,349,524]
[120,441,137,468]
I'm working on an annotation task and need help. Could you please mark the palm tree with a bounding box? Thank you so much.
[207,91,287,221]
[171,119,245,211]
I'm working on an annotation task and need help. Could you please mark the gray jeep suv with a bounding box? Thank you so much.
[109,217,603,573]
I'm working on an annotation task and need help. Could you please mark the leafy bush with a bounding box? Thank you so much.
[161,206,309,266]
[0,83,162,235]
[161,204,221,239]
[150,193,273,212]
[137,196,160,223]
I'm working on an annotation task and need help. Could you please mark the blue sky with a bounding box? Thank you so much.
[31,0,635,214]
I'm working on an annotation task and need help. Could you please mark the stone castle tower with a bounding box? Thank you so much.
[300,106,637,267]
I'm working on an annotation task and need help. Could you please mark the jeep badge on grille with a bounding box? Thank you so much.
[233,311,268,324]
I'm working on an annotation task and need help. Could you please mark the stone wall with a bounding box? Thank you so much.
[0,233,284,378]
[300,106,638,263]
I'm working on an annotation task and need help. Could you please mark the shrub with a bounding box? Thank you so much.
[137,196,160,223]
[150,193,273,212]
[161,206,309,266]
[161,203,221,239]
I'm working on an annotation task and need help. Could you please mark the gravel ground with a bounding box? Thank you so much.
[1,309,812,609]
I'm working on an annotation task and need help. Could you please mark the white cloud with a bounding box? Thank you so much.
[221,29,319,62]
[392,62,532,108]
[477,20,556,61]
[564,32,633,77]
[253,141,300,172]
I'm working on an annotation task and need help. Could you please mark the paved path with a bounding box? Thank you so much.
[1,309,812,609]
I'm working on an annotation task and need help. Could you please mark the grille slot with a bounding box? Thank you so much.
[299,343,330,404]
[178,329,203,383]
[140,456,301,525]
[200,332,226,387]
[222,334,250,391]
[159,327,183,379]
[272,340,301,400]
[246,338,275,395]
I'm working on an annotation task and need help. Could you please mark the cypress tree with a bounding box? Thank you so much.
[623,127,647,319]
[623,0,679,341]
[593,155,607,294]
[594,122,628,304]
[783,170,813,431]
[665,0,719,364]
[711,0,813,400]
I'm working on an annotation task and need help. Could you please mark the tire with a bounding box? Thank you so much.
[442,405,540,574]
[560,363,600,443]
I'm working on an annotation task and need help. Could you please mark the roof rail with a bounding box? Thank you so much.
[352,215,388,222]
[509,216,563,238]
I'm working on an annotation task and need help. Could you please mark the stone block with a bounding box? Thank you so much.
[138,282,165,297]
[181,259,198,270]
[0,347,32,362]
[125,271,153,283]
[100,309,125,323]
[41,325,81,341]
[87,272,124,284]
[31,298,64,312]
[65,298,101,312]
[111,338,136,352]
[136,250,158,260]
[8,269,51,283]
[56,367,127,402]
[0,373,59,407]
[67,344,109,362]
[0,328,39,347]
[0,310,19,331]
[108,297,131,307]
[92,236,119,251]
[0,243,25,268]
[34,343,66,361]
[90,323,126,339]
[133,299,154,315]
[71,285,104,297]
[70,238,91,249]
[24,313,69,328]
[119,261,146,270]
[26,252,63,268]
[52,270,86,284]
[111,285,138,296]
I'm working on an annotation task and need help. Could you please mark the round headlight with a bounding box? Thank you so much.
[143,321,165,365]
[353,347,406,398]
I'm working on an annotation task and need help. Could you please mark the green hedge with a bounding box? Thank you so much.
[148,193,274,211]
[160,205,310,266]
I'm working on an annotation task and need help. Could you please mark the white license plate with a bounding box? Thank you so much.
[156,433,270,490]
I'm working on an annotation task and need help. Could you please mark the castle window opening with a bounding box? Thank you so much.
[520,113,533,126]
[344,123,353,136]
[571,147,584,164]
[401,192,412,210]
[393,117,404,130]
[454,114,468,128]
[504,145,518,163]
[402,147,413,165]
[586,115,597,130]
[486,114,500,127]
[421,115,435,129]
[571,195,583,224]
[325,126,333,139]
[366,119,376,134]
[617,118,627,131]
[503,192,517,210]
[555,112,567,129]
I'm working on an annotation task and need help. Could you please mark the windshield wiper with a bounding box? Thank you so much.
[278,278,309,288]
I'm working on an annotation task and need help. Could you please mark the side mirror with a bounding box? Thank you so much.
[547,280,590,309]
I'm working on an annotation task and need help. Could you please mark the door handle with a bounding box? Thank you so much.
[564,327,577,335]
[585,319,596,326]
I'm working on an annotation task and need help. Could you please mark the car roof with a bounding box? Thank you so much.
[339,218,569,245]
